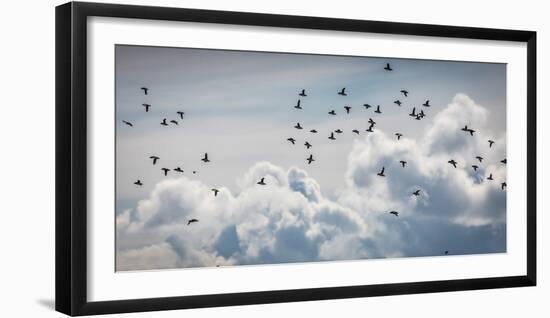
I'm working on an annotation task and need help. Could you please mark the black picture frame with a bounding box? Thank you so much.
[55,1,537,316]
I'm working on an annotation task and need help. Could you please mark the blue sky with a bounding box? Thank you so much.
[115,45,507,270]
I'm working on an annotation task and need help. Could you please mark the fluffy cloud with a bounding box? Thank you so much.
[116,94,506,271]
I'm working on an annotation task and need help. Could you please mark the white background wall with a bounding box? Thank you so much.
[0,0,546,316]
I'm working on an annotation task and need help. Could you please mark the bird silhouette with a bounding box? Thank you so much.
[368,118,376,125]
[294,122,303,129]
[294,100,302,109]
[306,154,315,164]
[161,168,170,176]
[476,156,483,162]
[377,167,386,177]
[488,140,495,148]
[461,125,475,136]
[374,105,382,114]
[412,189,421,196]
[487,173,494,180]
[257,177,266,185]
[177,111,184,119]
[141,87,149,95]
[415,114,422,120]
[201,153,210,163]
[501,182,507,190]
[122,120,133,127]
[310,129,318,133]
[287,138,296,144]
[161,118,168,126]
[328,110,336,115]
[389,211,399,217]
[334,129,343,134]
[422,100,430,107]
[149,156,160,165]
[419,110,426,118]
[170,120,178,125]
[352,129,360,134]
[304,141,312,149]
[400,160,407,167]
[344,106,352,114]
[395,133,403,140]
[142,103,151,112]
[366,123,374,132]
[328,132,336,140]
[212,189,220,196]
[363,104,372,109]
[338,87,347,96]
[192,171,197,174]
[444,250,449,255]
[472,165,479,171]
[448,159,458,168]
[394,100,402,106]
[409,107,416,117]
[187,219,198,225]
[384,63,393,71]
[400,90,409,97]
[174,167,184,173]
[299,89,307,97]
[134,180,143,186]
[501,159,507,164]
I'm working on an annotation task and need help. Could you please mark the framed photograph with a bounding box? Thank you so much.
[55,1,536,316]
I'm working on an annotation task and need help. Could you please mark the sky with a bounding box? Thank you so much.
[115,45,507,271]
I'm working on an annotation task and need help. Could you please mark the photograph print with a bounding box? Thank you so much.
[115,45,507,271]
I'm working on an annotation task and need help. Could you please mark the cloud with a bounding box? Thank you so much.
[116,94,506,271]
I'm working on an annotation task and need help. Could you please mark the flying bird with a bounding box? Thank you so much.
[399,160,407,167]
[122,120,133,127]
[161,168,170,176]
[212,189,220,196]
[422,100,430,107]
[501,182,507,190]
[174,167,184,173]
[395,133,403,140]
[394,100,402,106]
[328,110,337,115]
[294,100,302,109]
[142,103,151,112]
[384,63,393,71]
[338,87,347,96]
[310,129,318,133]
[419,110,426,118]
[448,159,458,168]
[170,120,178,125]
[140,87,149,95]
[299,89,307,97]
[257,177,266,185]
[444,250,449,255]
[487,173,494,181]
[374,105,382,114]
[366,123,374,132]
[461,125,475,136]
[134,180,143,186]
[177,111,184,119]
[304,141,312,149]
[488,140,495,148]
[344,106,352,114]
[412,189,421,196]
[501,159,507,164]
[160,118,168,126]
[389,211,399,217]
[472,165,479,171]
[334,129,343,134]
[409,107,416,117]
[306,154,315,164]
[294,122,303,129]
[287,138,296,144]
[368,118,376,125]
[149,156,159,165]
[328,132,336,140]
[201,153,210,163]
[187,218,198,225]
[415,114,422,120]
[476,156,484,162]
[400,90,409,97]
[352,129,360,134]
[363,104,372,109]
[377,167,386,177]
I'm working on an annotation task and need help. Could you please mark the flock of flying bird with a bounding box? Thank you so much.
[121,62,507,235]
